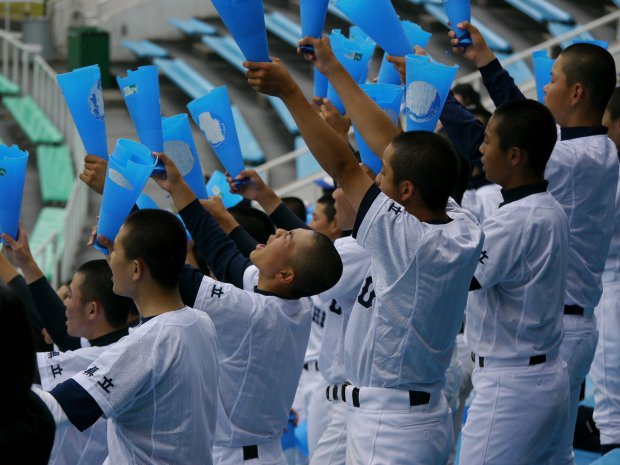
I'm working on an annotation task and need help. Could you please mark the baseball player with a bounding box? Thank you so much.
[154,153,343,465]
[245,48,483,465]
[590,87,620,454]
[446,25,618,464]
[35,209,221,465]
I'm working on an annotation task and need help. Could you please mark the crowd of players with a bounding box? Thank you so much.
[2,20,620,465]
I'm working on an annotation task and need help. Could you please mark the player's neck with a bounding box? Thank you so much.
[501,172,544,191]
[256,274,293,299]
[560,110,602,129]
[132,286,186,318]
[406,203,450,224]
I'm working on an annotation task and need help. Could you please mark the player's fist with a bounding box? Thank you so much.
[449,21,495,69]
[316,98,351,141]
[1,224,34,268]
[244,58,298,99]
[152,152,183,192]
[79,154,108,195]
[227,169,269,201]
[299,35,339,77]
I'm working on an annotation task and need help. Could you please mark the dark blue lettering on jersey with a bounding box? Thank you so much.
[47,351,60,359]
[83,366,100,377]
[357,276,375,309]
[329,299,342,315]
[388,202,402,215]
[97,377,115,394]
[51,364,63,378]
[312,304,326,328]
[479,250,489,264]
[211,285,224,298]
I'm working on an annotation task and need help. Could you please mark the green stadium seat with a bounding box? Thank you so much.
[3,96,64,145]
[36,145,74,204]
[29,206,66,282]
[0,73,20,95]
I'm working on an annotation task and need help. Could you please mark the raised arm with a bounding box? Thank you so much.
[298,36,400,159]
[245,58,373,212]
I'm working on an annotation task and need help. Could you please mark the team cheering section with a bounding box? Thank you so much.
[1,0,620,464]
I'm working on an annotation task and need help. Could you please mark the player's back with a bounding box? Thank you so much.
[545,131,619,311]
[345,190,484,391]
[75,308,219,465]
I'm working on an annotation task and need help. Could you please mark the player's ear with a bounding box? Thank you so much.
[275,268,295,285]
[132,258,143,282]
[509,146,524,167]
[88,301,103,321]
[399,180,415,203]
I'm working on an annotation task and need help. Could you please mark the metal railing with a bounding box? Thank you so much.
[0,28,90,285]
[254,8,620,199]
[96,0,150,22]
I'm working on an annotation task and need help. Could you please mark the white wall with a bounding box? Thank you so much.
[51,0,218,61]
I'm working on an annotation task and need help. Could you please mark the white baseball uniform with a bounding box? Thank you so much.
[194,266,312,465]
[546,128,619,465]
[310,236,371,465]
[591,162,620,447]
[461,186,570,465]
[45,307,220,465]
[343,185,483,465]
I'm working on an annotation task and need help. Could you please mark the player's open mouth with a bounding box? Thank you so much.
[256,244,266,249]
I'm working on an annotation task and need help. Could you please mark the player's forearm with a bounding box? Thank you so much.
[168,179,198,213]
[324,61,400,158]
[440,92,484,164]
[254,188,284,215]
[281,86,358,183]
[480,58,525,108]
[0,253,18,283]
[19,257,45,284]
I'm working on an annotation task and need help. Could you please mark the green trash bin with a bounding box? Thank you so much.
[67,27,111,88]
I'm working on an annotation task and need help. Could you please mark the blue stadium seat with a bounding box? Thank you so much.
[121,39,169,59]
[267,95,299,134]
[201,35,246,73]
[294,136,322,178]
[503,0,573,25]
[547,22,595,48]
[265,12,302,49]
[154,57,265,165]
[423,3,513,53]
[169,18,218,36]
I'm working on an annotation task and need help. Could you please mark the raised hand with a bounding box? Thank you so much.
[79,154,108,195]
[315,98,351,141]
[244,57,298,99]
[298,35,340,78]
[151,152,184,193]
[449,22,495,68]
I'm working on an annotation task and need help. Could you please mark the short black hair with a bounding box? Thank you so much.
[290,231,342,298]
[76,260,137,327]
[282,197,307,222]
[492,99,557,176]
[560,44,617,116]
[389,131,459,211]
[122,209,188,290]
[316,194,336,222]
[228,206,275,244]
[606,87,620,120]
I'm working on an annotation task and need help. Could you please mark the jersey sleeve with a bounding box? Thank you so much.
[353,184,427,283]
[474,210,524,288]
[37,348,103,391]
[242,265,260,292]
[318,240,370,304]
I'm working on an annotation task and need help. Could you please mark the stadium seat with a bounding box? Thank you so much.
[267,95,299,134]
[547,22,596,48]
[3,96,64,145]
[294,136,321,178]
[265,11,302,49]
[36,145,74,204]
[169,17,218,37]
[0,73,20,95]
[121,39,169,59]
[495,52,534,85]
[29,206,66,282]
[503,0,574,25]
[201,35,246,73]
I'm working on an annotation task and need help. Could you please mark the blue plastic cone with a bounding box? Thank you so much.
[378,20,432,84]
[327,30,376,114]
[0,145,28,240]
[532,50,555,104]
[444,0,472,46]
[136,192,159,210]
[94,139,157,254]
[314,67,328,98]
[187,87,245,179]
[405,54,458,132]
[206,170,243,208]
[211,0,271,62]
[57,65,108,159]
[299,0,329,54]
[353,84,403,175]
[162,114,208,200]
[334,0,410,56]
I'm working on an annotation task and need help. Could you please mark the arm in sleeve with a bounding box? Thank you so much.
[480,59,526,107]
[269,203,311,231]
[179,199,251,288]
[229,226,260,257]
[28,277,81,351]
[8,274,45,331]
[440,92,485,165]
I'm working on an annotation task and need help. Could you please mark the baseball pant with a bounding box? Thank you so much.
[344,385,452,465]
[459,355,569,465]
[591,278,620,446]
[550,314,598,465]
[213,437,287,465]
[310,393,347,465]
[449,333,474,465]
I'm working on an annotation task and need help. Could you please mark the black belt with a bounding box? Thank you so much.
[243,445,258,461]
[340,382,431,407]
[564,305,584,316]
[471,352,547,368]
[303,361,319,371]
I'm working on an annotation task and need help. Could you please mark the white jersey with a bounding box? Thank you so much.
[195,267,311,447]
[461,182,502,223]
[546,129,619,313]
[603,163,620,277]
[467,189,569,358]
[305,296,325,363]
[317,236,371,385]
[345,186,483,391]
[38,346,113,465]
[72,308,219,465]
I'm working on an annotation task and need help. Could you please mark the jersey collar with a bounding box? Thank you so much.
[499,181,548,208]
[560,126,607,141]
[253,286,297,300]
[467,173,492,190]
[88,326,129,347]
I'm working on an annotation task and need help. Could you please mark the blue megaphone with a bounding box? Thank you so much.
[378,21,432,85]
[405,54,458,132]
[444,0,472,47]
[94,139,157,254]
[532,50,555,104]
[314,67,328,98]
[136,192,159,210]
[0,145,29,240]
[299,0,329,54]
[187,87,245,180]
[57,65,108,159]
[162,114,208,200]
[206,170,243,208]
